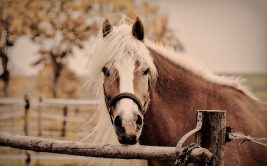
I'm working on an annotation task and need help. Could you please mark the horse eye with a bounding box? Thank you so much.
[102,67,110,77]
[143,68,150,75]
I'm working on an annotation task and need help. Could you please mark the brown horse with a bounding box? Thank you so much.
[85,17,267,166]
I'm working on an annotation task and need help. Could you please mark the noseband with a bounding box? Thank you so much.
[103,84,150,124]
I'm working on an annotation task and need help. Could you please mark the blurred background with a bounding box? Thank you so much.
[0,0,266,165]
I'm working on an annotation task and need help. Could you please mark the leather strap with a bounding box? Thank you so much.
[108,92,144,112]
[103,82,151,124]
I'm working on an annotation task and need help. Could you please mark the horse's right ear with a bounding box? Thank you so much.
[102,18,113,37]
[132,17,144,41]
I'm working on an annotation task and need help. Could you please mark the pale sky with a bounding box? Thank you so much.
[157,0,267,74]
[6,0,267,76]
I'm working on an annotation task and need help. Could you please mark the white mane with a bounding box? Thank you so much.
[83,21,153,166]
[145,40,259,101]
[83,18,258,165]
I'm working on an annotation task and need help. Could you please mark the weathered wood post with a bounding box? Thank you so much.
[11,105,16,133]
[24,94,31,166]
[36,97,43,166]
[38,97,42,137]
[195,110,226,166]
[75,107,79,115]
[24,95,30,136]
[61,106,68,137]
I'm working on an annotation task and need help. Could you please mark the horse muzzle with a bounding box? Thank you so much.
[118,135,137,145]
[103,89,148,144]
[113,113,142,145]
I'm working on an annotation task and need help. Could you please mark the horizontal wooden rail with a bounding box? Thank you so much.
[30,111,87,122]
[0,132,212,162]
[0,98,100,106]
[0,132,175,160]
[0,112,24,120]
[0,110,88,121]
[0,98,22,105]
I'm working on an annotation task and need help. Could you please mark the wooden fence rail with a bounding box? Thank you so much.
[0,132,213,163]
[0,98,100,106]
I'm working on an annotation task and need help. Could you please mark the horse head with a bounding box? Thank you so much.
[99,17,156,144]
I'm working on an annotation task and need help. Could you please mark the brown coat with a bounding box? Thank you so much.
[140,48,267,166]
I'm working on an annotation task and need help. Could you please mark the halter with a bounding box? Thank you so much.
[103,84,150,124]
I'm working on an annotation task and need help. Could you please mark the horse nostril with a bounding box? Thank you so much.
[136,115,143,127]
[120,135,137,145]
[114,115,123,129]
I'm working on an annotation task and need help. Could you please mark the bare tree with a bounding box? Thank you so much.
[1,0,183,98]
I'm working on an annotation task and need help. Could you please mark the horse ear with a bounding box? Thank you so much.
[132,17,144,41]
[103,18,113,37]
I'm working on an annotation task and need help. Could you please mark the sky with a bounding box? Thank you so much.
[5,0,267,76]
[157,0,267,74]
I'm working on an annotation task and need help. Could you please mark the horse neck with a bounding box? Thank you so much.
[140,47,267,147]
[140,48,212,146]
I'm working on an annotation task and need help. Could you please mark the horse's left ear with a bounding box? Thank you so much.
[132,17,144,41]
[103,18,113,37]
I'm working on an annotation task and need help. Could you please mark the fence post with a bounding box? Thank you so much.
[24,94,31,166]
[61,106,68,137]
[36,97,43,166]
[38,97,42,137]
[24,95,30,136]
[11,105,16,133]
[195,110,226,166]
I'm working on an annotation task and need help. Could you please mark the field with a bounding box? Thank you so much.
[242,74,267,101]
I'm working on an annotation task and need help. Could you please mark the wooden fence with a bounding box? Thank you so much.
[0,96,98,138]
[0,108,227,165]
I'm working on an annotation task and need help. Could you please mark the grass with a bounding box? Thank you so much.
[242,74,267,101]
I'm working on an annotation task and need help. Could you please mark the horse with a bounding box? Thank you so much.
[84,17,267,166]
